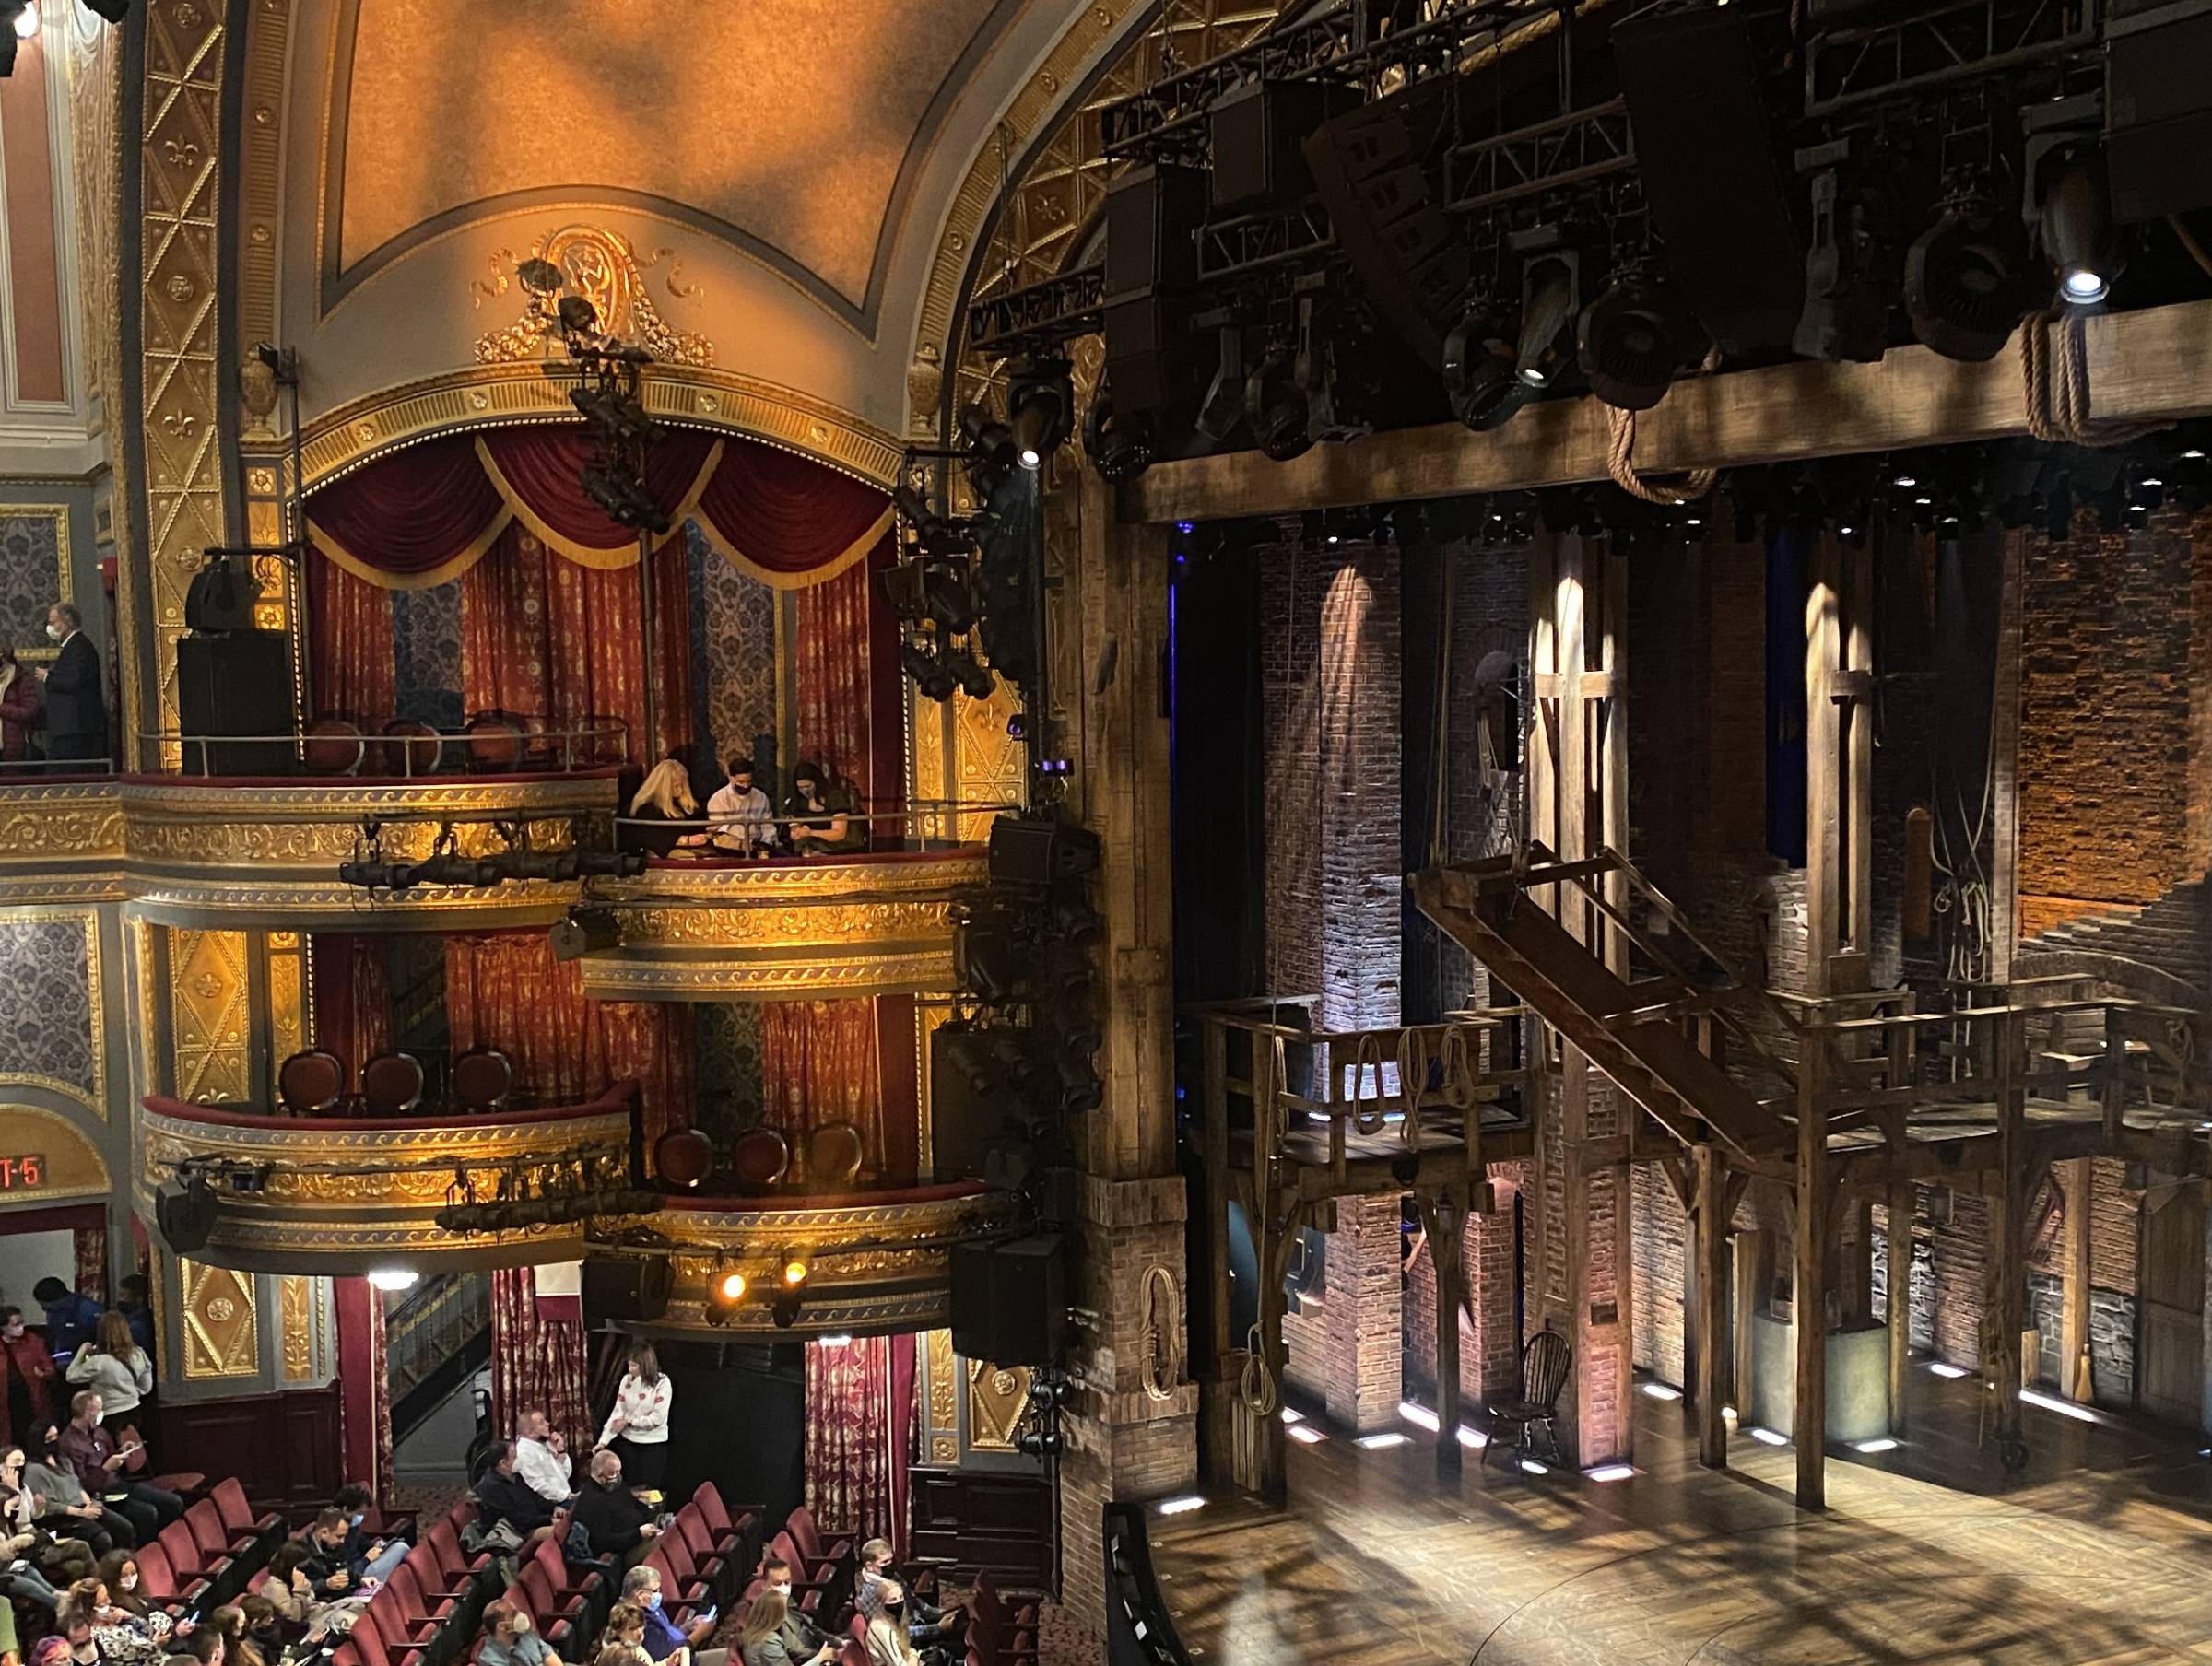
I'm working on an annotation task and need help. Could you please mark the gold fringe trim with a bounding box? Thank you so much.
[474,436,724,569]
[693,504,894,591]
[307,510,515,592]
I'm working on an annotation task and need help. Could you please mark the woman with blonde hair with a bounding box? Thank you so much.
[624,760,705,858]
[735,1589,830,1666]
[596,1343,670,1493]
[65,1316,152,1437]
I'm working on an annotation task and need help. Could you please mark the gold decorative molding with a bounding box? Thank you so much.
[578,948,957,1002]
[139,0,234,766]
[0,785,126,864]
[299,363,901,494]
[474,226,712,367]
[236,0,292,368]
[925,1326,956,1430]
[170,926,248,1104]
[0,1105,111,1204]
[180,1258,258,1379]
[0,908,106,1117]
[968,1357,1032,1451]
[135,1098,637,1273]
[277,1274,312,1381]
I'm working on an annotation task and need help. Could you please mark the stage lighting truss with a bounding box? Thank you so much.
[1803,0,2101,119]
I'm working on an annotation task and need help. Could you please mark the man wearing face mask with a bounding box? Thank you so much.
[0,1308,56,1448]
[755,1558,832,1666]
[853,1542,959,1653]
[32,605,105,769]
[619,1565,716,1663]
[479,1601,559,1666]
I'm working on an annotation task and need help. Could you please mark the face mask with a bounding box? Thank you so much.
[120,1575,137,1592]
[643,1593,661,1612]
[44,625,61,643]
[884,1602,905,1619]
[769,1584,790,1600]
[349,1513,365,1527]
[512,1618,529,1637]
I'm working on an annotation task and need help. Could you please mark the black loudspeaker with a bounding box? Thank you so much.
[2106,5,2212,222]
[1614,10,1806,356]
[175,630,292,775]
[583,1254,672,1322]
[183,555,263,633]
[930,1029,1006,1180]
[1102,294,1192,417]
[1103,1502,1193,1666]
[1303,82,1467,366]
[950,1235,1065,1367]
[1210,80,1331,213]
[989,817,1100,886]
[1104,163,1209,299]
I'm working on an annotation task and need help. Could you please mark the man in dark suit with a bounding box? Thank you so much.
[36,603,105,767]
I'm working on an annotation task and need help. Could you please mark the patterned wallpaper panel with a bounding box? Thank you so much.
[694,999,763,1132]
[0,914,98,1105]
[392,579,465,729]
[690,522,779,784]
[0,511,65,658]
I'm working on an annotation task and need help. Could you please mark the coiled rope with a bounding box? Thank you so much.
[2020,308,2164,449]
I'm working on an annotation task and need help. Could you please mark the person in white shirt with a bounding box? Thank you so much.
[704,758,775,857]
[512,1409,573,1505]
[596,1343,672,1492]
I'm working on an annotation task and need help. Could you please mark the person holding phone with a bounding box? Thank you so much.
[54,1395,178,1546]
[619,1566,714,1662]
[735,1590,829,1666]
[22,1425,127,1557]
[65,1319,153,1447]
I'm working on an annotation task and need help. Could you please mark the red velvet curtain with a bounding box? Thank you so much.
[804,1334,915,1555]
[461,525,693,763]
[759,999,883,1186]
[71,1225,104,1303]
[491,1265,591,1454]
[443,930,692,1145]
[307,557,397,722]
[794,554,876,794]
[305,434,510,584]
[477,429,719,559]
[335,1278,395,1506]
[310,934,393,1088]
[691,438,890,582]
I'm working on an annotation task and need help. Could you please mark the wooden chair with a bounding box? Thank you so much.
[731,1128,790,1193]
[276,1049,346,1116]
[1483,1328,1572,1470]
[806,1121,865,1189]
[451,1047,514,1113]
[464,710,528,772]
[381,718,442,778]
[304,714,368,775]
[654,1127,714,1189]
[362,1050,427,1117]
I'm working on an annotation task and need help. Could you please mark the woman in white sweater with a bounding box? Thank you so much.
[595,1341,672,1492]
[63,1315,151,1435]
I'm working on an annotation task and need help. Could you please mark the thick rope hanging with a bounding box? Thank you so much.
[2020,308,2164,448]
[1605,403,1720,504]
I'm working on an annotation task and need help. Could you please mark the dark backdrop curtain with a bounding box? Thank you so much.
[759,998,883,1186]
[310,933,394,1089]
[795,555,875,796]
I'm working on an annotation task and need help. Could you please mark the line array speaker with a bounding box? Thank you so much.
[950,1235,1065,1367]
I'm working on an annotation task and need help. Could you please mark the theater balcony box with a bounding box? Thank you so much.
[134,1085,639,1273]
[576,847,986,1001]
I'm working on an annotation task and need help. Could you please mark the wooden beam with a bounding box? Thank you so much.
[1124,299,2212,523]
[1795,1033,1830,1510]
[2058,1156,2093,1404]
[1987,1015,2028,1452]
[1200,1017,1233,1486]
[1887,1171,1912,1437]
[1694,1142,1729,1470]
[1420,1192,1467,1479]
[1734,1226,1767,1434]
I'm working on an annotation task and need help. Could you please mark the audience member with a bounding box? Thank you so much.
[37,604,106,768]
[735,1590,830,1666]
[620,1565,713,1661]
[198,1607,262,1666]
[0,1308,57,1447]
[0,644,41,763]
[298,1508,400,1599]
[65,1319,152,1437]
[112,1285,154,1373]
[599,1606,647,1660]
[24,1423,129,1555]
[30,1285,100,1360]
[853,1542,956,1649]
[479,1602,558,1666]
[472,1443,556,1547]
[861,1585,918,1666]
[56,1395,179,1545]
[752,1562,826,1665]
[626,762,706,858]
[63,1578,162,1666]
[706,759,774,856]
[328,1489,406,1586]
[782,765,863,856]
[255,1542,362,1639]
[0,1482,62,1609]
[592,1645,651,1666]
[512,1412,573,1505]
[3,1443,81,1591]
[93,1554,162,1630]
[181,1626,226,1666]
[570,1450,656,1565]
[595,1343,671,1493]
[234,1599,285,1663]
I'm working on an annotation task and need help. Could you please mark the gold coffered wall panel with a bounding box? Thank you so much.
[138,0,233,763]
[267,931,304,1065]
[968,1358,1034,1452]
[180,1258,257,1379]
[277,1274,313,1382]
[923,1327,958,1465]
[169,926,249,1104]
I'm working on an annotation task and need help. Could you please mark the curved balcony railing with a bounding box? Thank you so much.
[135,1085,641,1273]
[130,719,631,779]
[576,839,990,1000]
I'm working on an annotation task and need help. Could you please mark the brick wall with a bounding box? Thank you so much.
[2018,510,2212,917]
[1404,1162,1528,1404]
[1630,1160,1687,1388]
[1260,535,1405,1427]
[1927,1190,1990,1370]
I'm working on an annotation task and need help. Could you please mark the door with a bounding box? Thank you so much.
[2137,1182,2205,1426]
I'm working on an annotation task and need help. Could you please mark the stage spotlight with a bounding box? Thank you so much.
[781,1250,810,1288]
[941,641,996,702]
[1194,325,1246,443]
[959,403,1018,491]
[1243,348,1311,462]
[2037,151,2119,307]
[1577,266,1702,411]
[156,1172,218,1254]
[901,639,959,703]
[1441,309,1532,431]
[1009,359,1074,471]
[550,906,619,962]
[771,1294,803,1330]
[1903,188,2041,362]
[1515,255,1579,389]
[1794,168,1897,364]
[1014,1427,1065,1458]
[706,1266,747,1327]
[1081,379,1154,485]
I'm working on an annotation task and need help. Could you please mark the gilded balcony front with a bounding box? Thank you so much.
[135,1087,640,1273]
[575,847,986,1001]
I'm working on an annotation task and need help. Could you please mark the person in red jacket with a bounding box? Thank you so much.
[0,1308,55,1449]
[0,648,41,763]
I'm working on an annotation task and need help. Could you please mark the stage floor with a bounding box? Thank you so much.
[1147,1371,2212,1664]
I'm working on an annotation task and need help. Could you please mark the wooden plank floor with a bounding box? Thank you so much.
[1149,1373,2212,1664]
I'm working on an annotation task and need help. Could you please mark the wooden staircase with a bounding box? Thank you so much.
[1412,845,1797,1159]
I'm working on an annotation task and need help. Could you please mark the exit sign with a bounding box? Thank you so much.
[0,1156,48,1190]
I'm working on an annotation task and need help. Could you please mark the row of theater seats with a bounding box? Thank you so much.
[132,1478,286,1610]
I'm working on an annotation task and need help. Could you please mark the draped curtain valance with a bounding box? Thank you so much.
[305,427,893,592]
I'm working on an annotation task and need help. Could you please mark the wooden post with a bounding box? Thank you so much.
[1844,1200,1874,1324]
[2102,1007,2127,1139]
[1990,530,2023,984]
[1694,1142,1729,1468]
[2058,1156,2093,1403]
[1887,1171,1913,1437]
[1734,1227,1768,1427]
[1795,1028,1830,1509]
[1988,1013,2028,1451]
[1805,541,1841,1000]
[1422,1192,1466,1478]
[1249,1206,1296,1504]
[1199,1018,1233,1484]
